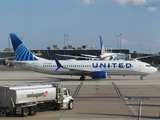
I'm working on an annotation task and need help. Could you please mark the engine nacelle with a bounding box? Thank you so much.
[100,54,109,60]
[0,59,15,67]
[8,61,15,67]
[2,59,9,66]
[100,54,117,60]
[91,71,107,79]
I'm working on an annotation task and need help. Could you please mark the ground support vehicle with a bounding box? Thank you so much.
[0,83,74,117]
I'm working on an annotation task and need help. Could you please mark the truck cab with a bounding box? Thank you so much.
[62,88,74,110]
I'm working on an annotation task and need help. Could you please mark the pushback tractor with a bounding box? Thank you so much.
[0,83,74,117]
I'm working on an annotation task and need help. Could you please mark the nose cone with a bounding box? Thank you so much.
[151,67,158,73]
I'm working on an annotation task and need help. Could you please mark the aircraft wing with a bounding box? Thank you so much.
[54,57,102,73]
[100,54,114,57]
[56,54,84,58]
[67,67,101,72]
[81,54,99,58]
[56,54,97,59]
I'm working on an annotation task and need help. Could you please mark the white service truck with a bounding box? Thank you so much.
[0,83,74,117]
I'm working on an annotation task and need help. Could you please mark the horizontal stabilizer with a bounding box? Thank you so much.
[54,57,62,71]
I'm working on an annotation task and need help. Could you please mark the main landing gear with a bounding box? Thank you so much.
[140,76,143,80]
[80,76,85,81]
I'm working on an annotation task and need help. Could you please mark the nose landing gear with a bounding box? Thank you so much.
[80,76,85,81]
[140,76,143,80]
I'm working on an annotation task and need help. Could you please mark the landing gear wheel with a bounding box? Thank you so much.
[5,112,10,117]
[21,107,29,117]
[68,101,74,110]
[140,76,143,80]
[80,76,85,81]
[29,106,37,116]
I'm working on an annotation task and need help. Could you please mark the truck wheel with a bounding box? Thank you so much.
[5,112,10,117]
[21,107,29,117]
[68,101,74,110]
[54,104,60,110]
[29,106,37,116]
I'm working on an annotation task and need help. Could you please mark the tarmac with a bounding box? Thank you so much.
[0,66,160,120]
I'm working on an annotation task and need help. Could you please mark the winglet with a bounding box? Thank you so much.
[54,57,62,71]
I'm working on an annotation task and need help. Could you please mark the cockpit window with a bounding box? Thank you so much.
[63,90,67,95]
[146,65,151,67]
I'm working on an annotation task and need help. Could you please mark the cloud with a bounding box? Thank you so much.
[113,0,148,5]
[147,7,157,12]
[112,0,129,5]
[112,0,159,12]
[132,0,147,5]
[82,0,95,5]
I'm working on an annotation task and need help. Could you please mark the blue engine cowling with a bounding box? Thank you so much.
[91,71,107,79]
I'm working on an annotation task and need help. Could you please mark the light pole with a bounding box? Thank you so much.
[65,34,69,49]
[141,44,143,56]
[118,33,124,52]
[7,35,10,52]
[62,33,67,55]
[116,34,119,49]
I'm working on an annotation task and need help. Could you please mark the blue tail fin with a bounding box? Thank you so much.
[10,33,38,61]
[99,35,105,54]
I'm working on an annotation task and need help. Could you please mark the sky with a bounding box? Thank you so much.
[0,0,160,54]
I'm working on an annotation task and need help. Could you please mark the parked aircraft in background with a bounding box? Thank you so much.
[56,35,127,60]
[0,57,15,66]
[10,33,157,80]
[82,35,127,60]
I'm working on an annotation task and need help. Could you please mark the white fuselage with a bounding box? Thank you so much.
[15,59,157,77]
[100,53,126,60]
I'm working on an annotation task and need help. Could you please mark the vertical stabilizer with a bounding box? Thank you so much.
[10,33,38,61]
[99,35,105,55]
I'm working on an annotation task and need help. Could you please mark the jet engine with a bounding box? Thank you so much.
[100,53,117,60]
[91,71,107,79]
[0,59,15,67]
[2,59,9,66]
[100,54,108,60]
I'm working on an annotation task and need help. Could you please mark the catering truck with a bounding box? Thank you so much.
[0,83,74,117]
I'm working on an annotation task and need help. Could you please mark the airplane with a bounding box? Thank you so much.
[0,56,15,66]
[81,35,127,60]
[56,35,127,60]
[10,33,157,80]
